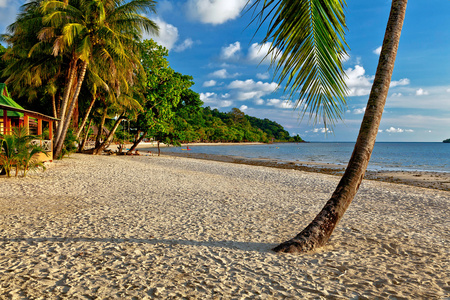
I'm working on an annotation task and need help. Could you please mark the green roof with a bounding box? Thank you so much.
[0,83,24,118]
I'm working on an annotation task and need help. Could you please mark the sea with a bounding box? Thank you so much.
[160,142,450,173]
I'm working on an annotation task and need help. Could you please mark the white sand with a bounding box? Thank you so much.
[0,154,449,299]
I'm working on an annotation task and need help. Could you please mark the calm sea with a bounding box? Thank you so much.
[160,142,450,173]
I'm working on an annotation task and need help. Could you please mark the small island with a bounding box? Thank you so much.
[444,138,450,143]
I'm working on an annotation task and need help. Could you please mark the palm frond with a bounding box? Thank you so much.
[249,0,349,127]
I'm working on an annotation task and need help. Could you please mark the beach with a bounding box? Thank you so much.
[0,153,449,298]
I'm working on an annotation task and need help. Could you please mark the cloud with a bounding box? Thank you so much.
[174,38,194,52]
[390,78,410,87]
[391,93,402,97]
[256,72,270,80]
[254,99,265,105]
[209,69,240,79]
[373,46,382,55]
[416,88,429,96]
[158,0,174,14]
[239,105,248,111]
[147,17,178,50]
[220,42,241,60]
[203,80,217,87]
[267,99,294,109]
[306,128,332,134]
[353,107,366,114]
[385,127,414,133]
[345,65,373,96]
[247,43,280,65]
[228,79,279,101]
[186,0,247,25]
[199,92,233,108]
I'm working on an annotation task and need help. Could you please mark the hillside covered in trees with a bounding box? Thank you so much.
[160,105,304,144]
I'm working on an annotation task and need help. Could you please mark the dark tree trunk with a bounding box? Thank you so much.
[78,118,93,152]
[127,132,147,154]
[76,95,96,139]
[95,107,108,148]
[273,0,408,253]
[157,141,161,156]
[92,115,126,155]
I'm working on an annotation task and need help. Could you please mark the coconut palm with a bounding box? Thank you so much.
[3,0,158,158]
[250,0,408,253]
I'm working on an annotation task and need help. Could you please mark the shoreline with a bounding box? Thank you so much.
[146,149,450,191]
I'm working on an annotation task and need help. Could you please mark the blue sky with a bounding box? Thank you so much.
[1,0,449,142]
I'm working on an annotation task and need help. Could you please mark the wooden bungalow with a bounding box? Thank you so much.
[0,83,58,161]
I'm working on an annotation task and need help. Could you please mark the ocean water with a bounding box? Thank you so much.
[160,142,450,173]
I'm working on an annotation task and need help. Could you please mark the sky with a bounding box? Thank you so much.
[1,0,449,142]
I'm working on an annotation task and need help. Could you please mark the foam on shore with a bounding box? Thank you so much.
[0,154,448,298]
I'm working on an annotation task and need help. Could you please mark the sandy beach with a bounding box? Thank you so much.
[0,153,449,298]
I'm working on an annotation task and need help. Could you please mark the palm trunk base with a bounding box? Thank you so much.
[272,230,328,253]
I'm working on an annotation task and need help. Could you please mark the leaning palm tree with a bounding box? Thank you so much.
[39,0,158,158]
[3,0,158,159]
[250,0,408,253]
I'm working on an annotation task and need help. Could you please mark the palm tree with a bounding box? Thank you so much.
[250,0,408,253]
[3,0,158,158]
[39,0,158,158]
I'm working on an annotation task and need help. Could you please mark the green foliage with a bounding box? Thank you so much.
[158,96,303,144]
[249,0,349,127]
[130,40,195,138]
[443,138,450,143]
[57,128,78,159]
[0,127,47,177]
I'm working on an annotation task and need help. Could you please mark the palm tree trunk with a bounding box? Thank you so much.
[76,95,96,139]
[273,0,408,253]
[127,131,148,154]
[96,107,108,148]
[55,58,77,146]
[54,60,88,158]
[92,114,126,155]
[78,118,93,152]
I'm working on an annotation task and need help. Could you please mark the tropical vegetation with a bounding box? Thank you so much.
[443,138,450,143]
[0,127,47,177]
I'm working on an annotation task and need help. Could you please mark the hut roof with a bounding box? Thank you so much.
[0,83,24,117]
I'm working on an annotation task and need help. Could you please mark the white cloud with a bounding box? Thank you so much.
[345,65,373,96]
[385,127,413,133]
[186,0,247,25]
[254,99,265,105]
[391,93,402,97]
[203,80,217,87]
[353,107,366,114]
[307,128,332,134]
[220,42,241,60]
[446,88,450,93]
[209,69,240,79]
[373,46,382,55]
[378,129,383,133]
[256,72,270,80]
[239,105,248,111]
[266,99,294,109]
[200,92,233,108]
[416,88,429,96]
[390,78,410,87]
[220,100,233,107]
[248,43,280,65]
[174,38,194,52]
[147,17,178,50]
[228,79,278,101]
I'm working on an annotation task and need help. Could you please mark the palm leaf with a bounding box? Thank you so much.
[249,0,349,127]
